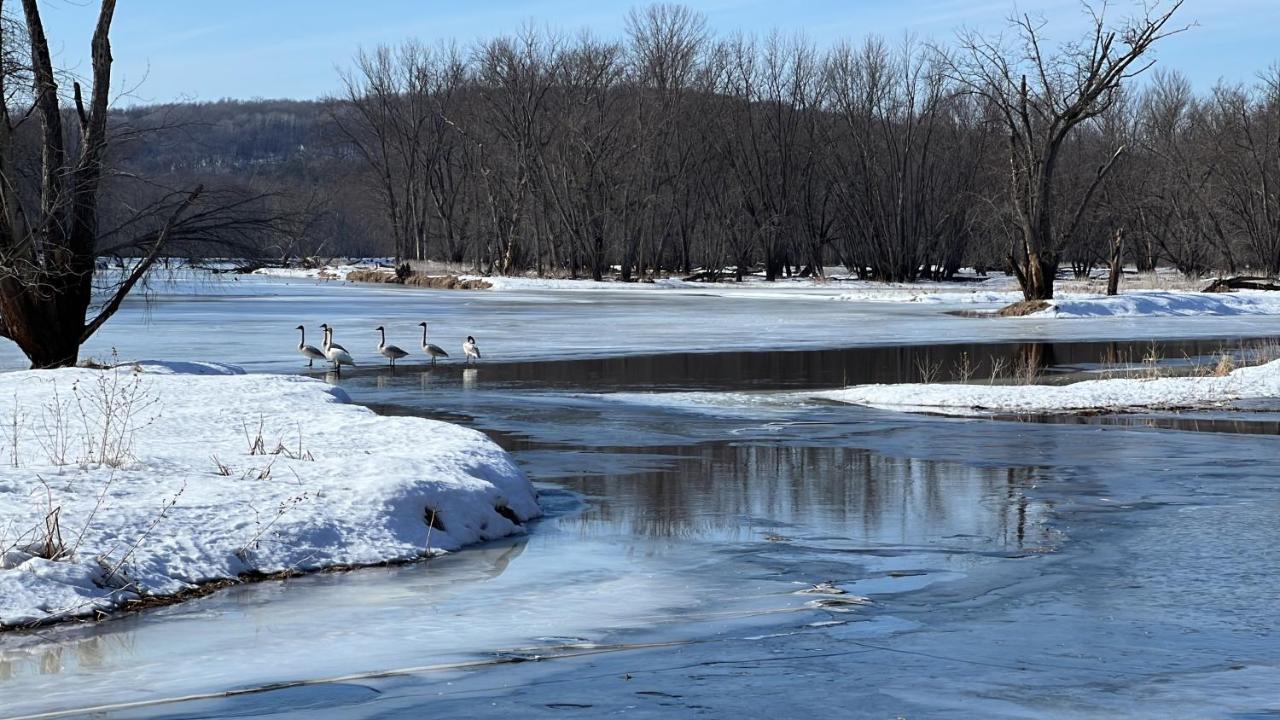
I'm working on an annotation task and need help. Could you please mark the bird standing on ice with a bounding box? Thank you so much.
[320,324,355,374]
[376,326,410,369]
[463,336,481,364]
[295,325,325,368]
[418,322,449,364]
[319,323,347,352]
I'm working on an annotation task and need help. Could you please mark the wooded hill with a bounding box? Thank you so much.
[102,5,1280,286]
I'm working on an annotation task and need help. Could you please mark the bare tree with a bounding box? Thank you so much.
[0,0,279,368]
[333,42,467,263]
[1205,71,1280,274]
[951,1,1186,300]
[474,26,560,275]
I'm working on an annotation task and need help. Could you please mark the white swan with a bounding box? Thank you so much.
[295,325,325,368]
[376,326,410,368]
[318,323,348,352]
[321,325,355,373]
[418,322,449,364]
[463,335,481,364]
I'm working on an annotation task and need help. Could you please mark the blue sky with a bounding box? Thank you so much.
[36,0,1280,104]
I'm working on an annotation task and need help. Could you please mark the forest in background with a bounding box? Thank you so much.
[95,4,1279,285]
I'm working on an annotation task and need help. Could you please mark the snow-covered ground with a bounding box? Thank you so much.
[1030,290,1280,318]
[254,262,1280,317]
[810,359,1280,416]
[0,362,538,628]
[251,263,369,281]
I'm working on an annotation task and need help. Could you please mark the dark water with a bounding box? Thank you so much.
[3,337,1279,719]
[998,408,1280,435]
[320,345,1280,718]
[323,335,1264,392]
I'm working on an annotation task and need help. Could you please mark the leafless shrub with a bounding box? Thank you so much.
[72,365,159,468]
[914,357,943,384]
[951,352,975,383]
[98,482,186,588]
[1244,338,1280,366]
[2,393,26,469]
[1013,356,1042,385]
[988,356,1009,385]
[1141,342,1163,380]
[36,384,73,467]
[236,491,311,565]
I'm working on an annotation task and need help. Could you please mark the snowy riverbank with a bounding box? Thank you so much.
[252,264,1280,317]
[0,362,539,628]
[811,359,1280,416]
[1026,290,1280,318]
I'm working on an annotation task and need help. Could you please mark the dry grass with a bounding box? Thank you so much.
[1210,353,1237,377]
[997,300,1051,317]
[1057,270,1211,294]
[345,268,491,290]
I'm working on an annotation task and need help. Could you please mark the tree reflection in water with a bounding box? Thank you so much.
[558,443,1052,550]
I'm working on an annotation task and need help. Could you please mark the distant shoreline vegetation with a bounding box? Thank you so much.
[105,3,1268,290]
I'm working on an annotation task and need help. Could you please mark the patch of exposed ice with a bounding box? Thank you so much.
[591,390,813,416]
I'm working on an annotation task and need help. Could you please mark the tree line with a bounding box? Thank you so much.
[120,2,1280,297]
[6,0,1280,366]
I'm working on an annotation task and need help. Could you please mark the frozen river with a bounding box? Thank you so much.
[0,272,1276,372]
[0,275,1277,718]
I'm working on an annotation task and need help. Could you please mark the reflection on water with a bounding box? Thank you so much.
[0,404,1055,714]
[316,336,1252,392]
[998,411,1280,436]
[0,539,530,696]
[4,335,1269,717]
[558,444,1051,550]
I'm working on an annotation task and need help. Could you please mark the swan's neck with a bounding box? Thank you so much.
[298,327,305,348]
[378,328,386,349]
[421,325,428,346]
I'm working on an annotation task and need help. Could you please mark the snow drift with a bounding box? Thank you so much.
[811,359,1280,416]
[0,362,539,628]
[1030,290,1280,318]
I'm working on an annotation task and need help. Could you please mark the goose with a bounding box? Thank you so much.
[321,325,355,373]
[295,325,325,368]
[463,335,481,364]
[376,326,410,368]
[417,322,449,364]
[318,323,348,353]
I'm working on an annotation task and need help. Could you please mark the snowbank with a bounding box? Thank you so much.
[0,362,538,627]
[832,288,1022,304]
[253,263,367,281]
[810,359,1280,416]
[250,264,1280,318]
[1031,290,1280,318]
[469,274,1028,304]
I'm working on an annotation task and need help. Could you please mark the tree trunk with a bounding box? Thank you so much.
[1107,228,1124,296]
[0,280,89,368]
[1021,249,1056,301]
[591,236,604,281]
